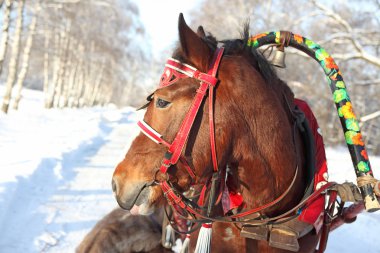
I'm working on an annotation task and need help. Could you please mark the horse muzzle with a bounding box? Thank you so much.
[112,179,154,212]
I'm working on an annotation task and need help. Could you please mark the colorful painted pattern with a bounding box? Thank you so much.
[247,31,373,179]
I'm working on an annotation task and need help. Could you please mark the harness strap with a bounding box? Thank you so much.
[165,181,337,225]
[317,190,338,253]
[231,166,299,218]
[208,48,224,172]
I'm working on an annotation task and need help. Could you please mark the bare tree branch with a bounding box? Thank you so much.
[352,79,380,86]
[332,52,380,67]
[361,111,380,123]
[312,0,380,68]
[52,0,80,3]
[312,0,352,32]
[318,33,353,45]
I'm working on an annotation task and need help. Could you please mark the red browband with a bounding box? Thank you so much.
[160,58,219,89]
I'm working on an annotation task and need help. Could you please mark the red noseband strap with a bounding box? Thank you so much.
[137,120,171,147]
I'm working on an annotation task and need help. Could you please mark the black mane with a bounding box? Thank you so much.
[181,23,279,85]
[202,24,295,108]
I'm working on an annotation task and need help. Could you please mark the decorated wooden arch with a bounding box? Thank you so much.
[248,31,380,211]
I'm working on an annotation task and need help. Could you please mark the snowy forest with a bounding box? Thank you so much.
[0,0,379,152]
[0,0,149,111]
[0,0,380,252]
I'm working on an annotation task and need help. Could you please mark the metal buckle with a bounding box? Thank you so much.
[164,151,173,160]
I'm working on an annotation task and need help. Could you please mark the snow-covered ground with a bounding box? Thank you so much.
[0,87,379,252]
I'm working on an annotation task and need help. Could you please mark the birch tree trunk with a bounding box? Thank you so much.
[65,44,81,108]
[75,65,85,108]
[66,60,78,107]
[13,2,40,110]
[81,41,94,107]
[1,0,25,114]
[43,30,50,107]
[105,85,113,105]
[94,86,102,105]
[46,28,61,108]
[54,22,71,108]
[71,43,84,108]
[0,0,13,77]
[90,64,104,106]
[78,59,89,108]
[62,37,76,107]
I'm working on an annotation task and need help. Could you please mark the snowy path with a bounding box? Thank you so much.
[0,103,140,252]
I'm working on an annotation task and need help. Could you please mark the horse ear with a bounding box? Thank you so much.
[178,13,212,71]
[197,26,206,37]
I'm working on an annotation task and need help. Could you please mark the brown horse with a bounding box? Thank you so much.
[112,14,321,252]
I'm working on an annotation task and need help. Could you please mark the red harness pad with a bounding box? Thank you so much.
[295,99,329,230]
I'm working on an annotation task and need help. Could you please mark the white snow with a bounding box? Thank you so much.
[0,87,379,252]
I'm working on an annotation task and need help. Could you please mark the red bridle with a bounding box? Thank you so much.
[137,47,224,211]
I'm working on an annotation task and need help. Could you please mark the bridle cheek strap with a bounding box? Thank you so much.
[208,48,224,171]
[163,47,224,174]
[137,47,224,183]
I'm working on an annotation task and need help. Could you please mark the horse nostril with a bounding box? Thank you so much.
[112,179,117,194]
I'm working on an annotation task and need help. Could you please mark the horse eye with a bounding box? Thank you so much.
[156,98,171,108]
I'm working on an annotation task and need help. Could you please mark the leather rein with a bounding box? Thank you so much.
[137,47,333,226]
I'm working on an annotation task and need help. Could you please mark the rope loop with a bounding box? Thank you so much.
[357,175,380,197]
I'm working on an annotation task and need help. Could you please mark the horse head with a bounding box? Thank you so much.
[112,14,303,217]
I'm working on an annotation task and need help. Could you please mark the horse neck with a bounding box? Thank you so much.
[227,71,305,216]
